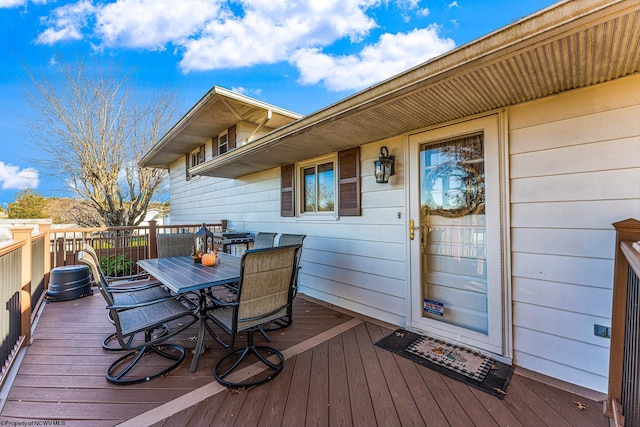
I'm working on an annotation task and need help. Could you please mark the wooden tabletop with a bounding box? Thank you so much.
[137,252,241,294]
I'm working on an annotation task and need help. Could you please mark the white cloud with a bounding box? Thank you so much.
[291,25,455,91]
[0,0,47,7]
[448,1,460,9]
[231,86,262,96]
[0,0,26,7]
[36,0,95,44]
[94,0,224,50]
[179,0,380,72]
[0,162,39,191]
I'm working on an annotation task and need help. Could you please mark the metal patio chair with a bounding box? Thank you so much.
[82,243,159,290]
[261,234,307,331]
[79,251,198,385]
[205,244,302,388]
[79,249,178,352]
[222,231,278,295]
[156,233,195,258]
[252,232,277,249]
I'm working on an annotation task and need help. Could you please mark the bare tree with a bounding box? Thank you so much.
[44,197,104,226]
[23,61,175,226]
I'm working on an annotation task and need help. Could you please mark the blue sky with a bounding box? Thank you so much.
[0,0,557,207]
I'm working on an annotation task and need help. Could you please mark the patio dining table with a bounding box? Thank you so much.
[137,252,241,371]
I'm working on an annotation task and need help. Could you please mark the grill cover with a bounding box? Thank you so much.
[46,265,93,302]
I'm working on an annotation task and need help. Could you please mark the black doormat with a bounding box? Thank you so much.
[375,329,514,399]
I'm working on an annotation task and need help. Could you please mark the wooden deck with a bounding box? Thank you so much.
[0,289,609,427]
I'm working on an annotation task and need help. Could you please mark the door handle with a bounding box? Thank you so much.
[409,219,420,240]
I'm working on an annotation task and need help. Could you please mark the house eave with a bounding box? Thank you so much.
[139,86,303,169]
[191,0,640,178]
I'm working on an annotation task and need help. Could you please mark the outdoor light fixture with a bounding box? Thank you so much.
[194,223,214,253]
[374,146,395,184]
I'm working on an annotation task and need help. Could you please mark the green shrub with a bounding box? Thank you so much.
[100,254,134,277]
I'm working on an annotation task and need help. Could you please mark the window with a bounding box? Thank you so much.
[301,159,335,213]
[185,145,205,181]
[218,131,229,155]
[280,147,360,217]
[191,151,201,168]
[212,125,236,157]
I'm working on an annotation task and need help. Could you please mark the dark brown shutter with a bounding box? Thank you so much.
[199,145,205,163]
[212,135,219,157]
[281,163,295,217]
[228,125,236,150]
[338,147,361,216]
[185,154,191,181]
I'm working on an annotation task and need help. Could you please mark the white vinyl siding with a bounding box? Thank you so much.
[508,74,640,393]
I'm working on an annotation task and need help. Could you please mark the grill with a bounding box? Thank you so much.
[212,230,253,254]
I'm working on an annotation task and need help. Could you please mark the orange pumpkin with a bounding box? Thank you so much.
[201,252,216,266]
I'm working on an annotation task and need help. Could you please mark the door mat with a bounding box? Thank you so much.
[375,329,514,399]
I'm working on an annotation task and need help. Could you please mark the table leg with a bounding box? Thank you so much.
[189,291,208,372]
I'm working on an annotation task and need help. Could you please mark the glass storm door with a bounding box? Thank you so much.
[408,115,504,356]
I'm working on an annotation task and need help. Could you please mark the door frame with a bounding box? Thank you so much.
[404,111,513,359]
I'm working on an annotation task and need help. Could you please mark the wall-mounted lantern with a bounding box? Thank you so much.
[373,146,395,184]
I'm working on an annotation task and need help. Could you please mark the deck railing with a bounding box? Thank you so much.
[0,224,51,390]
[608,218,640,427]
[0,220,225,390]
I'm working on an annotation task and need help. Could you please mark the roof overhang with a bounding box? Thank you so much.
[176,0,640,178]
[139,86,303,169]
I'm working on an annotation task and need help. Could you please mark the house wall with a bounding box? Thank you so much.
[507,74,640,392]
[168,74,640,393]
[168,135,409,326]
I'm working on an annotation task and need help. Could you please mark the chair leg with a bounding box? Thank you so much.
[102,332,134,352]
[214,331,284,388]
[258,326,271,342]
[102,325,169,352]
[106,343,185,385]
[262,308,293,332]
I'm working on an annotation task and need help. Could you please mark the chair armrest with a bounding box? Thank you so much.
[106,272,152,282]
[205,294,238,307]
[107,294,184,311]
[107,282,164,293]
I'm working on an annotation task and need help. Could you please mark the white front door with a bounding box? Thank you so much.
[408,114,506,356]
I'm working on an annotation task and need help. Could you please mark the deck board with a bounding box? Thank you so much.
[341,327,377,427]
[469,386,525,427]
[0,287,611,427]
[393,353,450,426]
[327,334,353,427]
[517,375,604,427]
[367,323,427,426]
[416,357,476,425]
[356,322,403,426]
[256,357,294,426]
[283,348,312,426]
[508,374,574,427]
[306,341,329,427]
[440,372,500,427]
